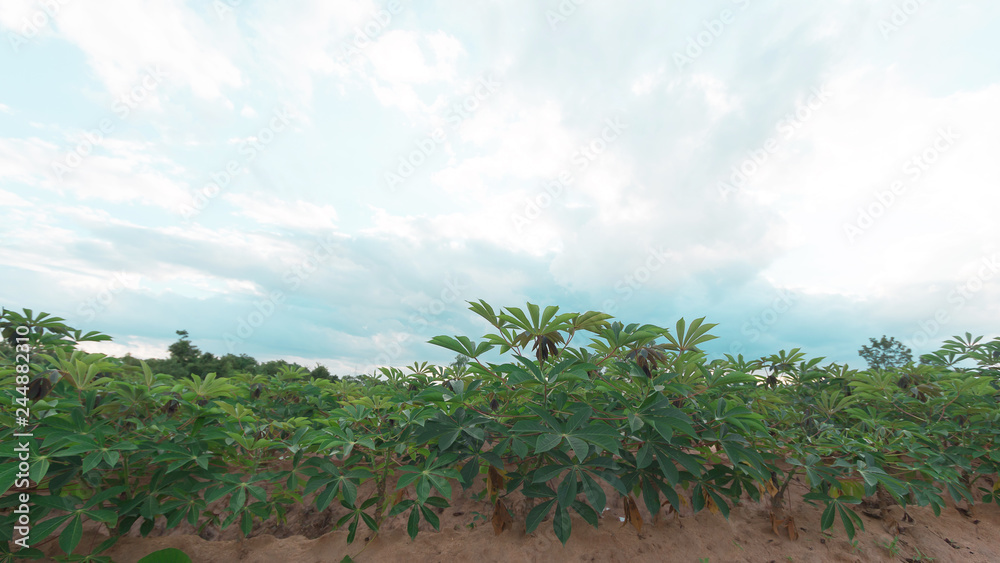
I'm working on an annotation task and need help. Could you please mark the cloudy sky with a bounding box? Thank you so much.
[1,0,998,375]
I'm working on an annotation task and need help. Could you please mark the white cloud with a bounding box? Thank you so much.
[245,0,378,101]
[751,68,1000,295]
[0,136,193,210]
[0,189,30,207]
[631,67,665,96]
[363,30,466,116]
[52,0,242,103]
[225,192,339,231]
[78,337,171,360]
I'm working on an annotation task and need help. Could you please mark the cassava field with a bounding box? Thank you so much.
[2,303,999,562]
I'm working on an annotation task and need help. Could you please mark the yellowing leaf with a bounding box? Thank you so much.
[622,495,643,534]
[703,489,719,515]
[763,479,778,497]
[487,466,505,500]
[785,516,799,541]
[492,499,512,535]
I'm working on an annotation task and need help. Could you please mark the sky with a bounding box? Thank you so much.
[1,0,998,375]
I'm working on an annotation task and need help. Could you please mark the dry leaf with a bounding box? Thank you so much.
[703,489,719,515]
[770,511,781,537]
[487,466,505,500]
[861,506,882,519]
[785,517,798,541]
[492,498,512,536]
[677,492,690,508]
[622,495,643,534]
[764,479,778,497]
[654,501,679,525]
[882,515,902,535]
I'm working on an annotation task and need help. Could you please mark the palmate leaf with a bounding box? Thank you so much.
[526,498,556,534]
[552,506,572,545]
[808,492,864,541]
[59,515,83,555]
[427,335,494,359]
[663,317,718,352]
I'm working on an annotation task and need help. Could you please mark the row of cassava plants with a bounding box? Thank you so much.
[0,304,998,561]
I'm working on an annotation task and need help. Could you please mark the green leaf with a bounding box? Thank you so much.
[557,472,578,508]
[641,477,660,518]
[30,514,71,545]
[59,515,83,555]
[416,478,431,504]
[407,506,420,539]
[240,510,253,537]
[571,499,600,528]
[535,433,563,455]
[565,406,592,431]
[533,465,565,484]
[525,498,556,534]
[580,472,607,512]
[0,463,19,496]
[654,448,680,486]
[29,457,50,484]
[420,504,440,530]
[427,336,470,357]
[428,474,452,500]
[424,496,450,508]
[636,443,653,469]
[838,505,858,540]
[575,423,621,455]
[566,436,589,462]
[82,451,104,473]
[82,509,118,524]
[552,507,572,545]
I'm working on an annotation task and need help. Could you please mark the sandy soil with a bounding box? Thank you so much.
[35,473,1000,563]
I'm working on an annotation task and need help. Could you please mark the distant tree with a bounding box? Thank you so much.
[859,336,912,370]
[153,330,231,378]
[220,353,259,374]
[260,359,306,376]
[310,364,336,381]
[168,330,200,366]
[143,357,187,379]
[451,354,470,370]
